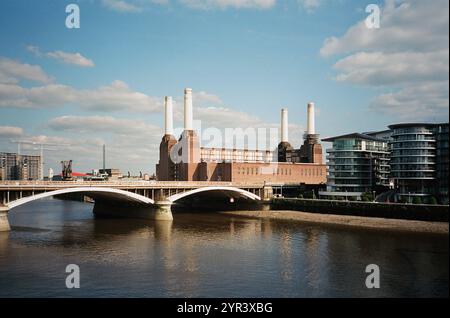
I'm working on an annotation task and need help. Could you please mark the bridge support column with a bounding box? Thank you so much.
[93,201,173,221]
[259,200,272,211]
[262,185,273,201]
[154,201,173,221]
[0,206,10,232]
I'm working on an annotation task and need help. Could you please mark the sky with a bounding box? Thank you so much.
[0,0,448,175]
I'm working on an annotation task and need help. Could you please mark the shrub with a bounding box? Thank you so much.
[412,196,422,205]
[429,197,438,205]
[399,197,409,204]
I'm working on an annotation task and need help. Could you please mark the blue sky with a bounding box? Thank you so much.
[0,0,448,174]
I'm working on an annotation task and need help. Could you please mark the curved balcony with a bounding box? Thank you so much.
[390,154,436,158]
[391,130,434,137]
[390,138,436,143]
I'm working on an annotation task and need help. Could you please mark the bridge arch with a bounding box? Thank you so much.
[7,187,155,210]
[168,186,261,203]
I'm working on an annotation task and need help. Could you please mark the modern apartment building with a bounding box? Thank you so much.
[436,123,449,204]
[0,152,42,181]
[389,123,449,204]
[320,133,390,199]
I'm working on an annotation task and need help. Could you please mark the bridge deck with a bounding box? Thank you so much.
[0,181,268,190]
[0,181,286,208]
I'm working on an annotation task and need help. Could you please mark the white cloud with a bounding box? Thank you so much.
[320,0,449,121]
[100,0,276,11]
[333,50,449,86]
[179,0,276,10]
[45,115,163,173]
[48,115,161,136]
[370,81,449,121]
[0,126,24,138]
[27,45,95,67]
[46,51,95,68]
[320,0,449,57]
[298,0,321,12]
[101,0,143,12]
[0,57,52,84]
[193,91,223,105]
[77,80,162,112]
[0,80,162,112]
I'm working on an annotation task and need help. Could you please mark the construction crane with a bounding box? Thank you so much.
[10,140,70,180]
[61,160,73,181]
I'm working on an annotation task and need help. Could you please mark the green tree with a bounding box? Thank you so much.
[361,192,373,202]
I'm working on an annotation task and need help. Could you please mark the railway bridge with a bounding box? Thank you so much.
[0,181,275,231]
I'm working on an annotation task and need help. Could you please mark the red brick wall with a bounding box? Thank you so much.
[230,162,326,184]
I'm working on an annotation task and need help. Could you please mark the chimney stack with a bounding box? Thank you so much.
[307,102,315,135]
[184,88,193,131]
[281,108,288,143]
[164,96,174,135]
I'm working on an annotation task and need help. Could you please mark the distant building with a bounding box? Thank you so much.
[99,168,122,180]
[0,152,42,181]
[156,89,327,185]
[320,133,390,200]
[389,123,449,204]
[53,171,87,181]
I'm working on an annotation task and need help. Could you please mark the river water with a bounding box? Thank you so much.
[0,198,448,298]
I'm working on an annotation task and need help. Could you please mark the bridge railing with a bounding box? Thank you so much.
[0,180,271,188]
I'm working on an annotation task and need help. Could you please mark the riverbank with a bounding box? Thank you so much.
[220,210,449,234]
[271,198,449,222]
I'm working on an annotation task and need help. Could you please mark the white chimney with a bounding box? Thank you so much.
[184,88,193,131]
[281,108,288,143]
[307,102,315,135]
[164,96,174,135]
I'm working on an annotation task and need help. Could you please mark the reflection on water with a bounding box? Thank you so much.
[0,198,448,298]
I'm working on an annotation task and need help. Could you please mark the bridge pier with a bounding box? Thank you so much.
[154,201,173,221]
[0,206,10,232]
[93,201,173,221]
[259,200,272,211]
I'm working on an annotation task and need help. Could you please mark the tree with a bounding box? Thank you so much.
[429,197,438,205]
[361,192,373,202]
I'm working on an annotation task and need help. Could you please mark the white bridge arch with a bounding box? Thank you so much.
[168,186,261,202]
[7,187,155,209]
[6,186,261,210]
